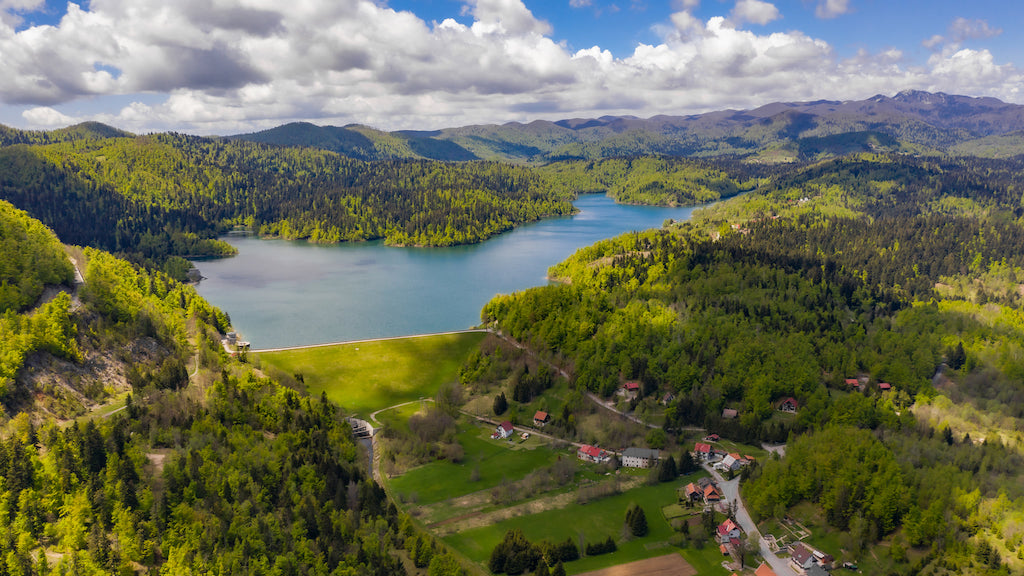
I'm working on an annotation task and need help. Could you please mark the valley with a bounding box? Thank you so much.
[1,92,1024,576]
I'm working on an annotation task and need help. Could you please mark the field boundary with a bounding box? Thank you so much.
[251,328,490,353]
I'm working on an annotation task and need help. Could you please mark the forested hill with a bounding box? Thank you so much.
[0,208,427,575]
[482,152,1024,574]
[0,131,575,275]
[0,201,74,313]
[227,91,1024,162]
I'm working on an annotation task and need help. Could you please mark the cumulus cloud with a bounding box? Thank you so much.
[730,0,780,26]
[814,0,850,19]
[3,0,1022,134]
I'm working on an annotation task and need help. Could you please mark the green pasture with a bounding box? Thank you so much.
[255,331,485,416]
[389,422,562,505]
[443,480,698,574]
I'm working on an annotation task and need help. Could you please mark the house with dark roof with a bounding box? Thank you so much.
[491,421,514,439]
[622,447,660,468]
[790,543,815,571]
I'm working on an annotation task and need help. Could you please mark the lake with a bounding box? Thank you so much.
[192,194,701,349]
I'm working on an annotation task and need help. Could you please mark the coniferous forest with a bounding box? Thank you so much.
[3,108,1024,576]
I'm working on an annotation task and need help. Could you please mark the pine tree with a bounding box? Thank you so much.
[493,392,508,416]
[551,561,566,576]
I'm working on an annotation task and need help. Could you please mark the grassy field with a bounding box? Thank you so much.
[443,480,717,575]
[255,332,486,416]
[389,422,563,506]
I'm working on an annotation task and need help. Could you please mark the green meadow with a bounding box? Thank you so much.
[389,422,562,505]
[255,331,486,416]
[441,480,730,575]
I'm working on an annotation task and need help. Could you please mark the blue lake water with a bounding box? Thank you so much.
[192,194,701,349]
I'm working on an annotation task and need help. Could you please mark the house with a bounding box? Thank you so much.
[697,477,714,489]
[682,482,701,502]
[704,433,720,442]
[778,397,799,413]
[878,382,892,391]
[717,518,741,543]
[491,421,514,439]
[694,442,714,460]
[716,453,746,472]
[661,392,675,405]
[845,378,860,388]
[790,543,815,571]
[619,381,641,398]
[704,484,722,502]
[802,566,827,576]
[754,563,777,576]
[577,444,611,464]
[622,447,660,468]
[533,411,550,426]
[722,408,738,419]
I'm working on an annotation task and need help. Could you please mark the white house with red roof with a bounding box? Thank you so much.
[576,444,611,463]
[717,518,741,543]
[491,421,514,439]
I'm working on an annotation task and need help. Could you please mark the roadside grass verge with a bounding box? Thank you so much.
[255,331,485,416]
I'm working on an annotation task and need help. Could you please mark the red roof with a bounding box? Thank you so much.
[684,482,699,496]
[704,485,721,500]
[717,519,739,536]
[845,378,859,386]
[695,442,712,453]
[499,421,513,432]
[533,411,549,421]
[728,452,742,460]
[579,445,604,458]
[878,382,892,390]
[705,433,720,441]
[755,563,777,576]
[623,381,640,391]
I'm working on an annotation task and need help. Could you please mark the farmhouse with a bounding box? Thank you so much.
[778,397,799,413]
[791,543,815,571]
[533,411,550,426]
[682,482,701,502]
[704,433,720,442]
[577,444,611,464]
[620,381,640,399]
[715,453,746,473]
[703,484,722,503]
[491,421,514,440]
[694,442,714,460]
[621,447,660,468]
[878,382,892,391]
[717,518,741,543]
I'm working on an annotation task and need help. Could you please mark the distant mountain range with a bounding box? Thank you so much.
[227,91,1024,162]
[4,91,1024,162]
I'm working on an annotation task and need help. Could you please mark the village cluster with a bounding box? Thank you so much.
[487,399,842,576]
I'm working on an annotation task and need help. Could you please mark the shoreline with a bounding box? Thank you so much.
[250,328,490,353]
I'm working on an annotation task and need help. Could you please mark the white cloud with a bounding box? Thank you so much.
[1,0,1022,134]
[949,17,1001,42]
[569,0,592,7]
[730,0,780,26]
[22,105,74,126]
[814,0,850,19]
[922,35,944,49]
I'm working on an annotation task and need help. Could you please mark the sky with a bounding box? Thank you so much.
[1,0,1022,134]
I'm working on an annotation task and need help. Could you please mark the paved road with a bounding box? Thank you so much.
[706,464,797,576]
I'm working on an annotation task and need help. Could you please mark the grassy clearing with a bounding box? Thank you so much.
[255,332,485,416]
[679,545,733,576]
[389,422,562,506]
[443,480,698,575]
